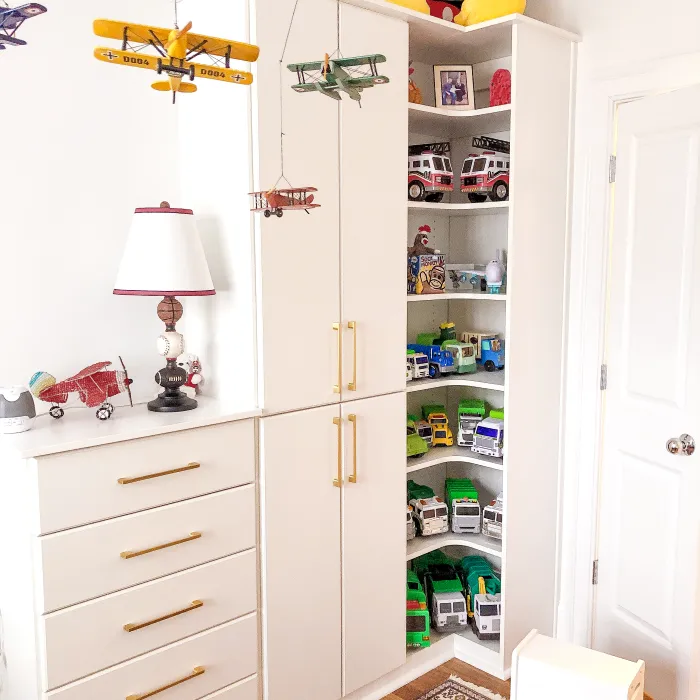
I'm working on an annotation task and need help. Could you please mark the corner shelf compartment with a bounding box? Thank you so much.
[339,0,579,686]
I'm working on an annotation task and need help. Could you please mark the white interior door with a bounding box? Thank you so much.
[594,86,700,700]
[339,5,408,402]
[260,406,342,700]
[341,392,406,695]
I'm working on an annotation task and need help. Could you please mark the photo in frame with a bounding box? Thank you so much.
[433,65,475,110]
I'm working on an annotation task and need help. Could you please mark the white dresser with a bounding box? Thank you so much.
[0,400,261,700]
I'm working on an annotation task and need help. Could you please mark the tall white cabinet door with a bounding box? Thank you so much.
[254,0,341,415]
[260,406,342,700]
[339,6,408,402]
[341,393,406,695]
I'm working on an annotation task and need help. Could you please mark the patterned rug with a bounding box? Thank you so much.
[416,675,507,700]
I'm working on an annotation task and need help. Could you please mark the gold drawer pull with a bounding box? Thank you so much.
[123,599,203,632]
[348,321,357,391]
[333,416,343,487]
[348,414,357,483]
[126,666,205,699]
[118,462,200,485]
[333,322,342,394]
[120,532,201,560]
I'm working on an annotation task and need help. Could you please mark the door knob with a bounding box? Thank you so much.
[666,434,695,456]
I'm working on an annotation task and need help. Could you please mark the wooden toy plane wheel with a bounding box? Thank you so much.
[49,406,64,419]
[156,58,164,75]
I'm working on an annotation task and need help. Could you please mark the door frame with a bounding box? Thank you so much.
[557,50,700,648]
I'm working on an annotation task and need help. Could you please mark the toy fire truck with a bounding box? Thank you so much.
[408,142,454,203]
[461,136,510,203]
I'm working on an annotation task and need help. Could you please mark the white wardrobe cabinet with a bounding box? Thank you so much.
[255,0,407,415]
[260,392,406,699]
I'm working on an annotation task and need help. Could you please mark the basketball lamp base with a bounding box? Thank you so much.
[148,296,198,413]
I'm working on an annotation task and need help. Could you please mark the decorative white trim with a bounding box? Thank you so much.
[557,50,700,648]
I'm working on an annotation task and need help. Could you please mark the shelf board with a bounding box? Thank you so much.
[406,369,505,393]
[408,201,509,217]
[339,0,580,64]
[407,446,504,473]
[407,531,502,560]
[408,291,506,302]
[409,103,511,138]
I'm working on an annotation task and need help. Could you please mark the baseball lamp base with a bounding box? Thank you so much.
[148,296,198,413]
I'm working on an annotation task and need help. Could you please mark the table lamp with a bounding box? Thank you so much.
[114,202,215,412]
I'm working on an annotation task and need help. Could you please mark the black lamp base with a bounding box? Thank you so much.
[148,391,198,413]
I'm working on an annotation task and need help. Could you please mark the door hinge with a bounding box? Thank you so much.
[609,155,617,184]
[600,364,608,391]
[592,560,599,585]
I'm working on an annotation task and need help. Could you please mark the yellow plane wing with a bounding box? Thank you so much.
[93,47,254,85]
[93,19,259,62]
[94,47,159,70]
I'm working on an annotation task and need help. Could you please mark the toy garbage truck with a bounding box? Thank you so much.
[445,478,481,534]
[406,349,430,380]
[406,570,430,648]
[460,555,502,640]
[471,417,504,458]
[407,344,455,378]
[410,496,449,536]
[407,504,417,541]
[482,493,503,540]
[457,399,486,447]
[413,552,468,633]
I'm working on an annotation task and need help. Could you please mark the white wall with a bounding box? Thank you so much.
[0,0,257,410]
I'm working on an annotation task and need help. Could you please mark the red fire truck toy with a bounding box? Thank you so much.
[460,136,510,204]
[408,142,454,203]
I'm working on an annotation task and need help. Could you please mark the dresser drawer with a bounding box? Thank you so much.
[39,487,255,612]
[36,420,255,534]
[45,615,258,700]
[42,550,257,690]
[199,677,258,700]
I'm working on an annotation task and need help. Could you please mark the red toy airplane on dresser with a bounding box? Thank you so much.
[29,357,133,420]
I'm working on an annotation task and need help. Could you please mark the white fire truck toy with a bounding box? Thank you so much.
[408,142,454,203]
[409,496,449,536]
[460,136,510,203]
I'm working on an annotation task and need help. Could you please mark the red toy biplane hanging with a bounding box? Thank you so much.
[249,186,320,218]
[29,357,133,420]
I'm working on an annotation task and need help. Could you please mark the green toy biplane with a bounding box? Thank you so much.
[287,53,389,104]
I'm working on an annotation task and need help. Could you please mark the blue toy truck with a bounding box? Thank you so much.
[461,333,505,372]
[407,344,455,378]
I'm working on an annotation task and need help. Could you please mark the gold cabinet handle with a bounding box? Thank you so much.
[333,323,342,394]
[121,532,201,560]
[333,416,343,487]
[118,462,200,485]
[348,321,357,391]
[126,666,205,699]
[348,414,357,483]
[123,600,203,632]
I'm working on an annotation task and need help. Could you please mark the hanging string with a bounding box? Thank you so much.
[275,0,302,187]
[173,0,183,28]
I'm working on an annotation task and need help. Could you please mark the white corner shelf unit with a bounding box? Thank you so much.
[338,0,579,692]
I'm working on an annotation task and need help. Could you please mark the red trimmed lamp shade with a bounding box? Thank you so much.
[114,202,215,413]
[114,204,215,297]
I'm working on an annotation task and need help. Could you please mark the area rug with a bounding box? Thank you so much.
[416,675,507,700]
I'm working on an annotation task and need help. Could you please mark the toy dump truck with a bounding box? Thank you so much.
[406,570,430,648]
[421,404,454,447]
[445,478,481,534]
[460,556,502,641]
[482,492,504,539]
[413,552,468,633]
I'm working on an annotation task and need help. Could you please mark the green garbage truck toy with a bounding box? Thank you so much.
[445,477,481,534]
[460,556,502,641]
[406,571,431,648]
[413,552,468,633]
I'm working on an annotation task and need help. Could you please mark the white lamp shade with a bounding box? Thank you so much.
[114,206,215,296]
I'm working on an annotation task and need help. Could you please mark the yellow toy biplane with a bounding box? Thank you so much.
[93,19,260,103]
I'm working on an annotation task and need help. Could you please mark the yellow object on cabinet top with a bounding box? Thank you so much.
[385,0,430,14]
[455,0,526,26]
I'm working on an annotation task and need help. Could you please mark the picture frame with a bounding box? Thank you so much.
[433,65,475,110]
